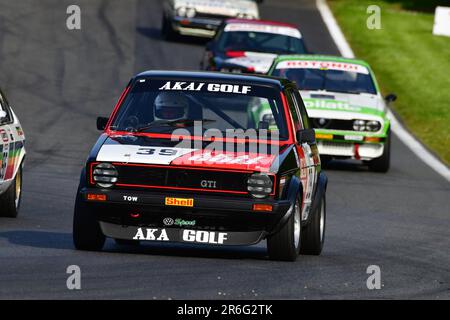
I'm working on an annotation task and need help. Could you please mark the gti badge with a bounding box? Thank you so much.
[200,180,217,189]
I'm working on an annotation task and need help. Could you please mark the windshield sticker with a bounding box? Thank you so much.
[304,99,362,112]
[224,23,301,39]
[158,81,252,95]
[276,60,369,74]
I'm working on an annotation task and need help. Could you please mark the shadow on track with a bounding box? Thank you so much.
[105,240,268,261]
[0,231,73,250]
[322,159,371,172]
[0,230,268,260]
[136,27,210,46]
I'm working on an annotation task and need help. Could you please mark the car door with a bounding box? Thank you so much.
[0,92,11,183]
[286,87,315,221]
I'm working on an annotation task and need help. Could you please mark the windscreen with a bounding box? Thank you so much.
[217,24,305,54]
[272,60,377,94]
[110,78,289,140]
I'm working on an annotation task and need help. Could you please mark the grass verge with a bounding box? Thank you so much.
[328,0,450,164]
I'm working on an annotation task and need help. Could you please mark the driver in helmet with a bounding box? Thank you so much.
[154,92,189,122]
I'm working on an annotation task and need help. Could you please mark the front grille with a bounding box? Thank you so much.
[311,118,354,131]
[195,12,232,20]
[114,165,250,194]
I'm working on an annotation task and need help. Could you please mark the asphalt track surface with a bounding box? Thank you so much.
[0,0,449,299]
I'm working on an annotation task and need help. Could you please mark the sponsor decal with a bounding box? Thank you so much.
[0,145,5,180]
[4,142,21,180]
[165,197,194,207]
[304,99,362,112]
[133,228,170,241]
[224,23,301,39]
[158,81,252,95]
[163,217,175,226]
[182,230,228,244]
[0,129,8,143]
[15,126,24,137]
[316,133,333,140]
[276,60,369,74]
[187,152,267,165]
[131,228,228,244]
[174,219,196,227]
[200,180,217,189]
[123,195,138,202]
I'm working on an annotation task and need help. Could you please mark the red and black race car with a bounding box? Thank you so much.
[73,71,327,261]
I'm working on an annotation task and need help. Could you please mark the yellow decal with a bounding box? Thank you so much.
[165,197,194,207]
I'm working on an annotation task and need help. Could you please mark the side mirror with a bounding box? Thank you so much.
[97,117,109,131]
[0,110,7,122]
[385,93,397,103]
[296,128,316,144]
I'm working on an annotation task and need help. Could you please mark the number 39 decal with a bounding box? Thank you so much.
[136,148,178,156]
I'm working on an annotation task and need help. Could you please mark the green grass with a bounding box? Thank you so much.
[328,0,450,164]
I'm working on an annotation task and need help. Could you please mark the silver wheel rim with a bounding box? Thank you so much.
[319,201,325,242]
[15,170,21,209]
[293,201,301,250]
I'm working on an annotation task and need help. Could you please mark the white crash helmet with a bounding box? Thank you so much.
[154,92,189,121]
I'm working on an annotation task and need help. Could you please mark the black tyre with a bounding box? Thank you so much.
[267,198,301,261]
[0,166,23,218]
[368,131,390,173]
[114,239,140,246]
[320,155,332,168]
[300,194,326,255]
[161,15,176,41]
[73,194,105,251]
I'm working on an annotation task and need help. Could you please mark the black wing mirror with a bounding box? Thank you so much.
[385,93,397,103]
[296,128,316,144]
[97,117,109,131]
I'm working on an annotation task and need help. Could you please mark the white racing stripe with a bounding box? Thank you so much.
[316,0,450,181]
[97,145,197,165]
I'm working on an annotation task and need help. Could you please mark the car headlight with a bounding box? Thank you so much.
[247,173,273,199]
[353,119,366,131]
[186,7,196,18]
[177,7,187,17]
[93,163,118,188]
[366,120,381,132]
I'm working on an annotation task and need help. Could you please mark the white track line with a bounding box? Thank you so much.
[316,0,450,182]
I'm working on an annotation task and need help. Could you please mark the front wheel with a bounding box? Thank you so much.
[73,194,105,251]
[161,15,176,41]
[0,166,23,218]
[300,193,326,255]
[267,198,301,261]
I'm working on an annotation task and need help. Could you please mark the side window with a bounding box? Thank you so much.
[293,90,311,129]
[0,92,12,124]
[286,89,304,131]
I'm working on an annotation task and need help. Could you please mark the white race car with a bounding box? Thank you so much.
[0,89,26,218]
[162,0,261,39]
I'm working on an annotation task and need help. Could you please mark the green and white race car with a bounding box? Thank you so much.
[267,55,396,172]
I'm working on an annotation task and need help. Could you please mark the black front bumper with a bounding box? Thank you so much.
[170,16,223,37]
[80,188,292,245]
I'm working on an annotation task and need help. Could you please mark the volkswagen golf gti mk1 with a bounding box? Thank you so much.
[73,71,327,261]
